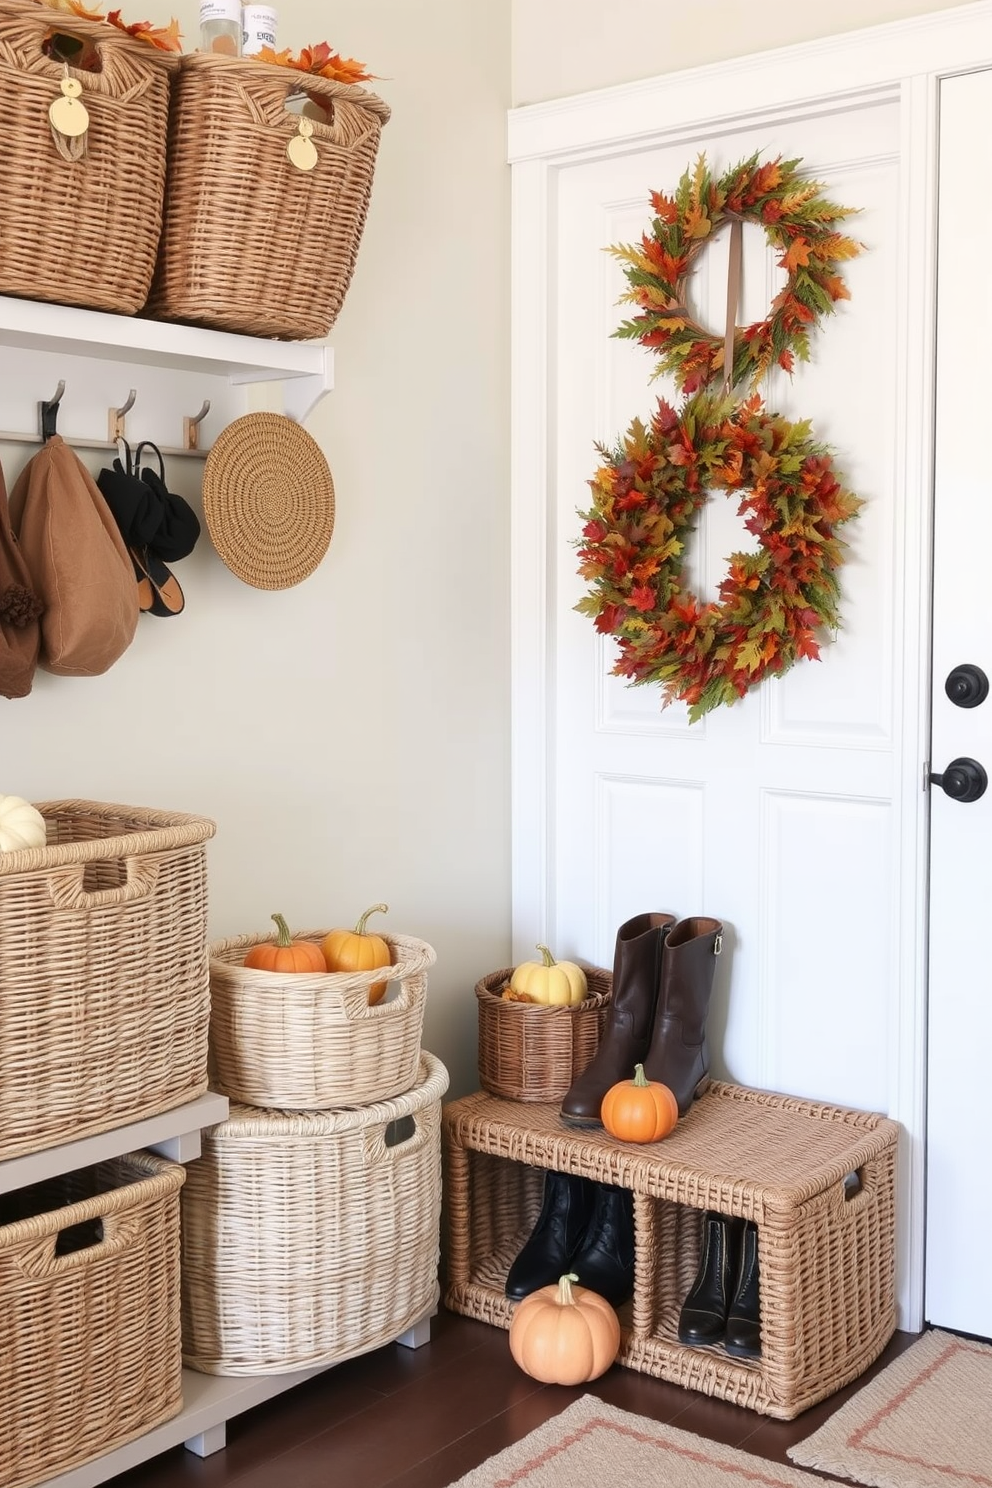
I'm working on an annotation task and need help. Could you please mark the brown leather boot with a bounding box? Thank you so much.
[642,916,723,1115]
[559,912,675,1127]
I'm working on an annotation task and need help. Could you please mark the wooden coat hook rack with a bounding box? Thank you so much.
[0,382,213,456]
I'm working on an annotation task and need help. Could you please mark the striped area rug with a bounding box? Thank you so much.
[788,1328,992,1488]
[444,1394,828,1488]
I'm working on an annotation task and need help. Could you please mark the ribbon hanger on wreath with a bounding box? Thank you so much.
[575,152,865,723]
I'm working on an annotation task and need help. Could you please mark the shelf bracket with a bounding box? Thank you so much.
[229,347,335,426]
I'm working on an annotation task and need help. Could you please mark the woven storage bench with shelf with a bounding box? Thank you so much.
[147,53,391,340]
[0,2,178,314]
[476,965,611,1102]
[0,1150,185,1488]
[208,927,435,1109]
[181,1051,449,1375]
[442,1083,898,1420]
[0,799,216,1161]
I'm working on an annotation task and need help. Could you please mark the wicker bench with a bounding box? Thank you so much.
[442,1082,898,1420]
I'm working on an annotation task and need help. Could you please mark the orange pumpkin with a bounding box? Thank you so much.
[601,1063,678,1144]
[322,902,392,1005]
[509,1273,620,1385]
[243,914,326,973]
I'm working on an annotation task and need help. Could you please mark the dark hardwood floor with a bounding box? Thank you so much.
[111,1308,919,1488]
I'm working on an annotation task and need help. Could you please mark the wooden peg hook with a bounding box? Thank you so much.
[108,388,136,443]
[183,400,211,451]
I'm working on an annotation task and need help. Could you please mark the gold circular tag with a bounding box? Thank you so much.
[49,90,89,139]
[61,77,83,99]
[287,131,318,172]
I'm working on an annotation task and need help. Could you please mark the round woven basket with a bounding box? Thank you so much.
[181,1051,449,1375]
[202,413,335,590]
[476,966,612,1102]
[208,927,435,1109]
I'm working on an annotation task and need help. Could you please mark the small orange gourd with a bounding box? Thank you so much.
[509,1273,620,1385]
[601,1063,679,1144]
[322,903,392,1005]
[243,914,326,973]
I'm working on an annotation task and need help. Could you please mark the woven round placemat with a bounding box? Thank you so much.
[202,413,335,590]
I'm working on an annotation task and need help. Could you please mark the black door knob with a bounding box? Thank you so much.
[930,757,988,803]
[945,664,989,709]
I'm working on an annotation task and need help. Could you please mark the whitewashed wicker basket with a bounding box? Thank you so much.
[207,928,435,1109]
[181,1051,449,1375]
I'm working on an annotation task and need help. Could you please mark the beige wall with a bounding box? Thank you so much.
[511,0,982,103]
[3,0,511,1098]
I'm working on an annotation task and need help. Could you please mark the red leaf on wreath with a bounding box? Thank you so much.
[630,585,657,612]
[796,631,822,661]
[822,275,851,302]
[778,349,795,373]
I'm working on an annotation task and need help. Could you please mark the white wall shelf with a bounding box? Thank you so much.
[0,294,335,448]
[0,1092,230,1194]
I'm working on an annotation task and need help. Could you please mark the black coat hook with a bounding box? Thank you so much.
[39,380,65,442]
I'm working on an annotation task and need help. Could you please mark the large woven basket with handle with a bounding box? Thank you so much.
[0,2,178,313]
[0,1151,185,1488]
[147,53,391,339]
[0,799,215,1161]
[182,1051,449,1375]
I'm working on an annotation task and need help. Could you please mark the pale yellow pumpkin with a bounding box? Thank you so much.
[0,795,47,853]
[509,1273,620,1384]
[509,944,587,1006]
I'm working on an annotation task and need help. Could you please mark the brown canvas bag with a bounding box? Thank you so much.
[9,437,138,676]
[0,460,41,698]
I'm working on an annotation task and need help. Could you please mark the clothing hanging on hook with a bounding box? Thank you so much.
[96,439,200,619]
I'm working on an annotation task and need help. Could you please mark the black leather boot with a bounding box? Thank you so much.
[560,912,675,1127]
[505,1170,597,1301]
[724,1220,761,1359]
[677,1210,742,1347]
[569,1183,635,1307]
[643,917,723,1115]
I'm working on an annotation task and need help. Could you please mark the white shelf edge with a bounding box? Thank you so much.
[40,1365,335,1488]
[0,1092,230,1193]
[0,294,332,382]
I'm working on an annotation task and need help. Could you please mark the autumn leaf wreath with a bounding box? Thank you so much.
[576,152,864,722]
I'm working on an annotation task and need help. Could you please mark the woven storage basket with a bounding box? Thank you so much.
[0,3,178,314]
[476,965,611,1102]
[181,1050,449,1375]
[208,927,434,1109]
[0,1150,184,1488]
[0,799,216,1161]
[147,54,391,339]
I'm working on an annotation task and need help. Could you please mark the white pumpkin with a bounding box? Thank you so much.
[0,796,47,853]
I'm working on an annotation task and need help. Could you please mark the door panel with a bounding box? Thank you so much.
[551,100,901,1112]
[925,67,992,1339]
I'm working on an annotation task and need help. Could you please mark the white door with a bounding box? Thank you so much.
[924,67,992,1340]
[546,102,904,1111]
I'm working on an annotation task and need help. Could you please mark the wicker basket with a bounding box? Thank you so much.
[147,54,391,339]
[181,1050,449,1375]
[476,966,611,1102]
[0,1150,184,1488]
[0,799,216,1162]
[0,3,178,314]
[208,927,434,1109]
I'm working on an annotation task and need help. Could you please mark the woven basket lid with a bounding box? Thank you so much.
[202,413,335,590]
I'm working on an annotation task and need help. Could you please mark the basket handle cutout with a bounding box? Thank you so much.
[47,855,160,909]
[235,78,379,149]
[831,1161,878,1216]
[12,1213,142,1278]
[3,10,160,102]
[364,1107,435,1166]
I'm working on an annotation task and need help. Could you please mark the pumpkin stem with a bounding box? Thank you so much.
[355,903,389,935]
[557,1273,579,1305]
[632,1063,649,1087]
[536,943,556,968]
[270,912,293,948]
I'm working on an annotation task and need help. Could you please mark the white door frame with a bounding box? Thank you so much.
[509,1,992,1331]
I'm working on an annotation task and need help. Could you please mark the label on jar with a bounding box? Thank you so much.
[242,3,278,54]
[200,0,241,21]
